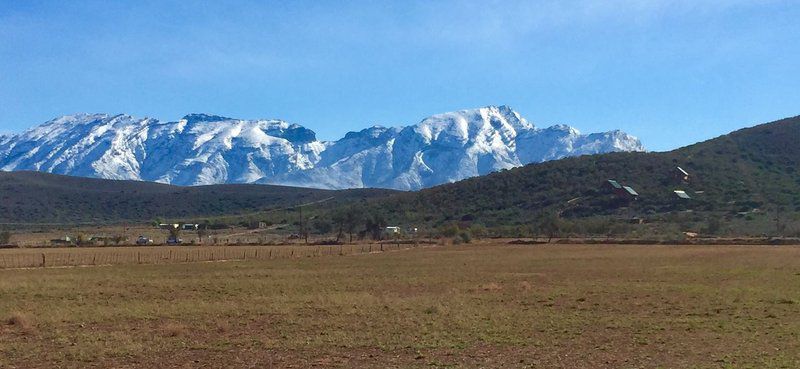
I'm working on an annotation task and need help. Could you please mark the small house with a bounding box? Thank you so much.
[605,180,638,200]
[181,224,199,231]
[605,180,628,197]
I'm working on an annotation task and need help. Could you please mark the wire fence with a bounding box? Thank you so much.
[0,243,418,269]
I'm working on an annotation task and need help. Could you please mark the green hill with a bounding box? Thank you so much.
[353,115,800,238]
[3,115,800,239]
[0,171,395,225]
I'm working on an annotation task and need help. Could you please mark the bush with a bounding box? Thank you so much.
[0,231,11,245]
[440,224,459,238]
[458,231,472,244]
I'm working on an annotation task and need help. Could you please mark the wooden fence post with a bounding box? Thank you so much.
[42,253,46,268]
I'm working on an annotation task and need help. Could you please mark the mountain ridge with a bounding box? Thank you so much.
[350,114,800,236]
[0,106,644,190]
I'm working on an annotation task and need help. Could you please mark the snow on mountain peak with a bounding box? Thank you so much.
[0,107,644,190]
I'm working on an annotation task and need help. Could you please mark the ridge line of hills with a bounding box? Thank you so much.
[0,105,643,191]
[1,114,799,239]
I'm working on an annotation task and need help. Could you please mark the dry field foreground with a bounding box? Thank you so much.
[0,244,409,269]
[1,244,800,368]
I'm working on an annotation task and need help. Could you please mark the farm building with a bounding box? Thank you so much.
[622,186,639,199]
[50,236,73,246]
[605,180,638,200]
[674,190,691,199]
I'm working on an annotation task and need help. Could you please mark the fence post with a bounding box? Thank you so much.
[137,252,141,264]
[42,253,46,268]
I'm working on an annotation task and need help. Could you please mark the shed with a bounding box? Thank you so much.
[674,190,691,199]
[623,186,639,198]
[605,179,623,190]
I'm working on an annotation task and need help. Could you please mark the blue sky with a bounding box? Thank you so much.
[0,0,798,151]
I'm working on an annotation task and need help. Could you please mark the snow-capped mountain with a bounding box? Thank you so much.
[0,106,644,190]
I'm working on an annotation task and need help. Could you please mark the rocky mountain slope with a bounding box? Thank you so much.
[0,106,644,190]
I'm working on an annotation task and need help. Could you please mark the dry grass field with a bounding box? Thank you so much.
[2,243,800,368]
[0,244,407,269]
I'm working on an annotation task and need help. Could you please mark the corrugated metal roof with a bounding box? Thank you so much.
[606,179,622,189]
[623,186,639,196]
[676,166,689,176]
[674,190,691,199]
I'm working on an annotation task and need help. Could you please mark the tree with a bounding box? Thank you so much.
[298,205,308,244]
[111,234,126,245]
[197,226,208,244]
[440,223,459,238]
[0,231,11,245]
[537,213,562,243]
[169,226,181,241]
[313,219,333,235]
[332,210,346,243]
[364,213,386,241]
[704,216,723,236]
[333,206,361,243]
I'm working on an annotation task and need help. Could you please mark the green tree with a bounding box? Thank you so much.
[537,214,562,243]
[340,206,362,243]
[440,223,459,238]
[313,219,333,235]
[365,213,386,240]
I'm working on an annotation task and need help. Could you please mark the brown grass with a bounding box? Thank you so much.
[215,320,231,334]
[1,243,800,368]
[161,322,186,338]
[6,312,33,333]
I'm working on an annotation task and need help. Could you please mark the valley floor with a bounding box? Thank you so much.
[1,243,799,368]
